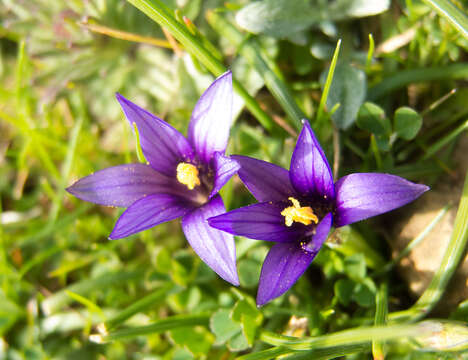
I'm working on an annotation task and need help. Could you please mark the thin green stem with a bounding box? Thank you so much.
[422,0,468,39]
[93,313,209,342]
[422,118,468,160]
[368,63,468,100]
[317,39,341,123]
[260,323,429,351]
[375,204,451,277]
[390,170,468,322]
[104,283,180,331]
[372,283,388,360]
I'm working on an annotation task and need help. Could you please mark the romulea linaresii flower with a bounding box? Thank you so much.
[67,71,240,285]
[208,120,429,305]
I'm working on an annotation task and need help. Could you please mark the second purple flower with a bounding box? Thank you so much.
[209,120,429,305]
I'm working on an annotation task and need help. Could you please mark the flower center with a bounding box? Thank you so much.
[176,162,201,190]
[281,197,318,227]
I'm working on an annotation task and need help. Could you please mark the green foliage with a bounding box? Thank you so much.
[394,107,423,140]
[321,63,367,129]
[236,0,390,38]
[1,0,468,358]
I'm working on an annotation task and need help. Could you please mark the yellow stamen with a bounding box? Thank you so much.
[281,197,318,227]
[176,163,201,190]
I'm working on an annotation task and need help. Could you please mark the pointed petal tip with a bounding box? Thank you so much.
[225,273,240,287]
[115,92,127,104]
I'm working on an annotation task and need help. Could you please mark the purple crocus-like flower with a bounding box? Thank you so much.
[67,71,240,285]
[209,120,429,305]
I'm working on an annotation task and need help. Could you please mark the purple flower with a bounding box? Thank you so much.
[208,120,429,305]
[67,71,240,285]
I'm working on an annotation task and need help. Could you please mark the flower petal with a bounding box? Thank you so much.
[257,242,316,306]
[116,93,194,176]
[334,173,429,227]
[290,121,334,200]
[305,212,332,253]
[66,164,179,207]
[181,195,239,285]
[109,194,192,239]
[188,71,233,163]
[208,202,303,242]
[231,155,296,202]
[210,152,240,198]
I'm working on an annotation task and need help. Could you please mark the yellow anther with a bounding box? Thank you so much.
[281,197,318,227]
[176,163,201,190]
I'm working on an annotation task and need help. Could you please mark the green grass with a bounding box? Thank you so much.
[1,0,468,359]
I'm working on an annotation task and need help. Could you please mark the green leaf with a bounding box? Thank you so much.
[353,278,377,308]
[235,0,320,38]
[356,102,390,135]
[169,326,214,356]
[322,63,367,129]
[329,0,390,20]
[228,331,249,351]
[394,107,423,140]
[344,253,367,281]
[232,298,263,346]
[235,0,390,38]
[238,259,261,289]
[210,309,242,344]
[334,279,355,306]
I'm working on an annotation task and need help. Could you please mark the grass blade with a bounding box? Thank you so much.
[422,0,468,39]
[93,313,209,342]
[390,170,468,322]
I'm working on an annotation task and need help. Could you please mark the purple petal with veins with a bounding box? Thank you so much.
[66,164,185,208]
[257,242,316,306]
[210,152,240,198]
[334,173,429,227]
[109,194,192,239]
[208,202,303,242]
[182,195,239,285]
[305,212,332,253]
[232,155,296,202]
[188,71,233,163]
[116,93,194,177]
[290,121,334,200]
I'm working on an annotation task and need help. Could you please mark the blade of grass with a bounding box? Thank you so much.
[92,313,209,342]
[422,0,468,39]
[14,41,61,181]
[260,323,430,351]
[279,344,370,359]
[80,21,173,48]
[206,11,305,129]
[65,290,105,321]
[236,347,293,360]
[374,203,451,277]
[390,170,468,322]
[125,0,278,133]
[317,39,341,124]
[366,34,375,71]
[368,63,468,100]
[48,94,86,226]
[41,269,144,315]
[103,283,181,331]
[422,118,468,160]
[372,283,388,360]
